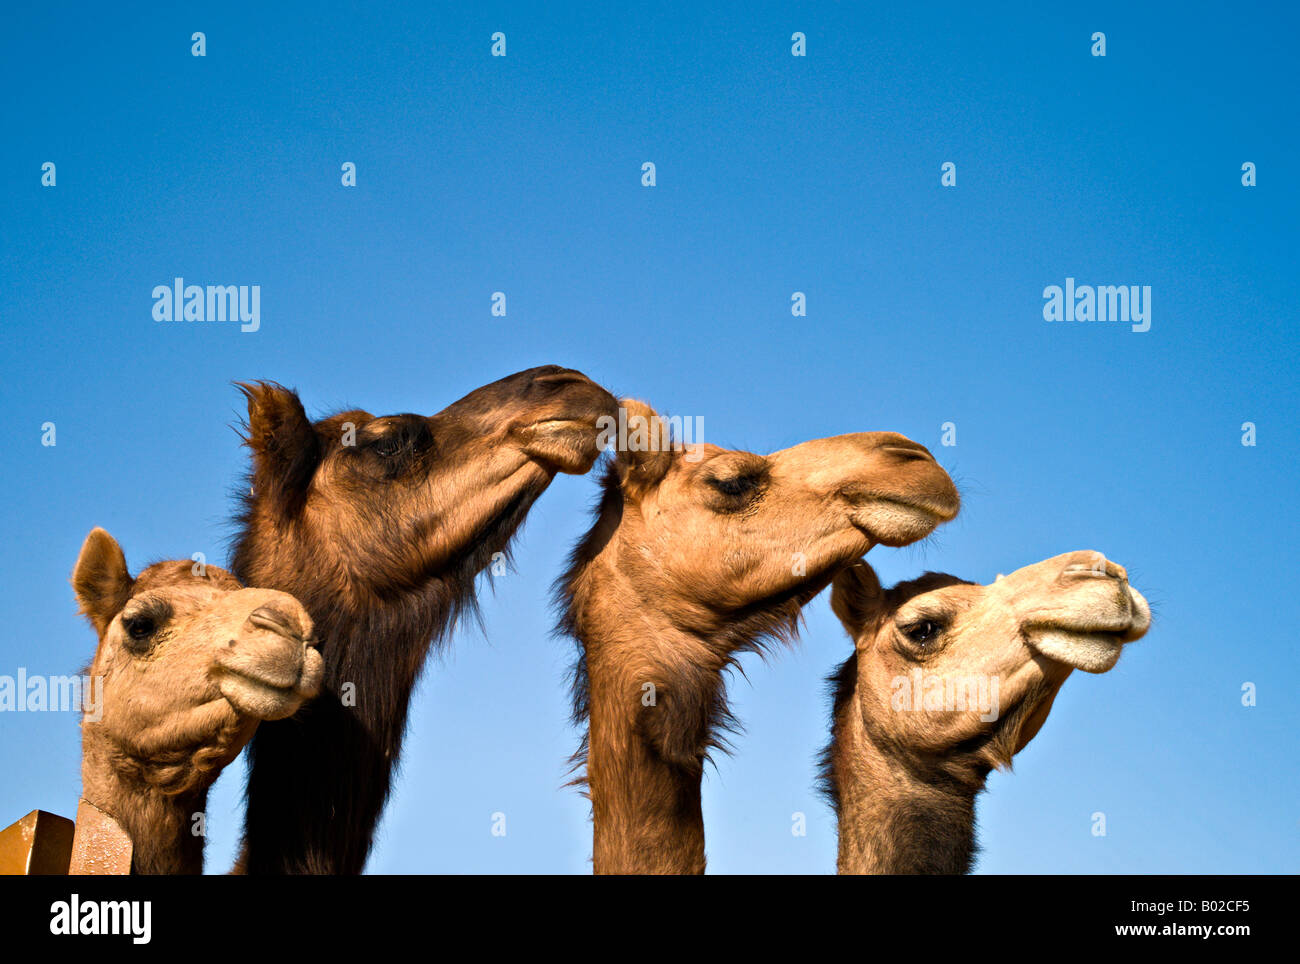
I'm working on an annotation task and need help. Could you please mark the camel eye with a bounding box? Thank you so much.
[903,620,942,646]
[368,419,431,463]
[125,616,154,639]
[373,436,406,458]
[706,474,760,498]
[122,615,157,649]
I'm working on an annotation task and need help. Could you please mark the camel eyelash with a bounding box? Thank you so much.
[371,435,410,457]
[704,469,766,498]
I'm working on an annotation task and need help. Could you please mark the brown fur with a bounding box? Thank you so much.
[822,551,1150,873]
[72,528,321,874]
[231,366,617,874]
[557,401,960,873]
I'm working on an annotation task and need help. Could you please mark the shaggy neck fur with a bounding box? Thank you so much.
[559,471,820,875]
[233,485,541,875]
[582,611,719,875]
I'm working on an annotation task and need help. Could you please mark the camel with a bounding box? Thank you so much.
[821,550,1150,874]
[556,401,960,873]
[232,365,618,874]
[72,528,322,874]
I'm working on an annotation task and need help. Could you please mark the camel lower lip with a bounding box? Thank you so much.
[849,500,947,541]
[1026,629,1125,674]
[881,499,946,519]
[861,497,954,521]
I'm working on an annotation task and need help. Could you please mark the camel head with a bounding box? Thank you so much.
[235,365,618,594]
[830,550,1151,777]
[73,528,323,792]
[560,401,959,874]
[565,400,961,641]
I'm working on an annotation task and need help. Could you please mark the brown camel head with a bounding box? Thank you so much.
[564,400,961,648]
[830,550,1151,781]
[73,527,322,797]
[559,400,960,873]
[233,365,618,874]
[235,365,618,602]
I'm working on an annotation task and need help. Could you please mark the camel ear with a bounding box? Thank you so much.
[831,562,885,640]
[73,528,134,635]
[237,381,321,497]
[610,399,676,497]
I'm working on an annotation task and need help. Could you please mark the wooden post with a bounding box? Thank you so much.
[0,810,76,875]
[68,798,133,875]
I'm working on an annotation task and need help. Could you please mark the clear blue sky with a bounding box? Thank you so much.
[2,1,1296,873]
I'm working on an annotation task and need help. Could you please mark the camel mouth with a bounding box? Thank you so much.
[849,498,951,547]
[218,666,320,720]
[1021,581,1150,675]
[1023,628,1126,674]
[527,417,599,432]
[519,413,611,473]
[217,646,323,719]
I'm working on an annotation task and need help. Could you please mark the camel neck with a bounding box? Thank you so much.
[586,677,708,875]
[831,688,981,875]
[581,610,723,874]
[81,735,207,875]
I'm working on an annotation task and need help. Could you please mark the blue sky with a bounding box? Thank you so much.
[1,1,1296,873]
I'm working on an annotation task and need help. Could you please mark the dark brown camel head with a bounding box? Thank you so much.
[232,365,618,874]
[236,365,618,598]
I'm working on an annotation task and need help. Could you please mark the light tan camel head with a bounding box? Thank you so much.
[566,400,961,641]
[830,550,1150,778]
[73,527,323,796]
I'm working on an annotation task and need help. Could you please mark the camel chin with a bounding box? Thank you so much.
[1025,628,1125,673]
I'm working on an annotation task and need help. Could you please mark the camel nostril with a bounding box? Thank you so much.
[1062,565,1115,580]
[880,443,935,464]
[534,370,590,390]
[247,605,303,641]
